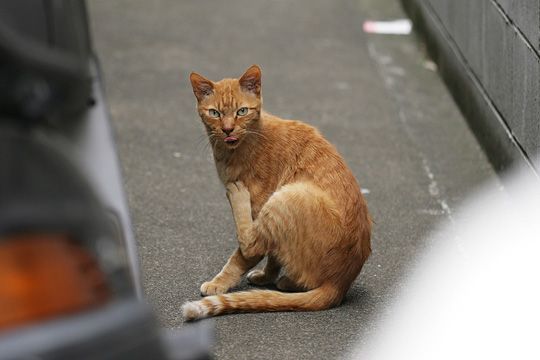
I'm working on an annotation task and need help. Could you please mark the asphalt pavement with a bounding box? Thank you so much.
[89,1,498,359]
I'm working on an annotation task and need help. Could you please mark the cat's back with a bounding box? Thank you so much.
[261,111,329,150]
[261,111,361,195]
[261,111,369,242]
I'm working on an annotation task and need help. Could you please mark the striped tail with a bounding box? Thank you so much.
[182,283,341,321]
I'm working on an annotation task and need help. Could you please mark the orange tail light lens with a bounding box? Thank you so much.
[0,234,111,331]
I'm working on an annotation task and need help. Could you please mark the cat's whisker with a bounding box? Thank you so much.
[195,133,210,152]
[206,135,219,154]
[246,127,267,136]
[245,129,269,142]
[195,132,219,155]
[195,141,207,153]
[210,134,220,157]
[200,140,211,154]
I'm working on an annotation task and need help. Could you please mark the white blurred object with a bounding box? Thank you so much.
[362,19,412,35]
[353,171,540,359]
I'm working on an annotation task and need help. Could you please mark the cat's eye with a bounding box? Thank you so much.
[208,109,220,118]
[236,107,248,116]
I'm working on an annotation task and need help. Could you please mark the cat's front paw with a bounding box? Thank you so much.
[226,181,251,205]
[200,281,229,296]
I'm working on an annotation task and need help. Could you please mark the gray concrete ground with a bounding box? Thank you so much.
[89,0,497,359]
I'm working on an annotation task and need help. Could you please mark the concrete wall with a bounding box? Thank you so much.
[402,0,540,174]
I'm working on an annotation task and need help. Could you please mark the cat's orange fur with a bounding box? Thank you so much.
[182,65,371,320]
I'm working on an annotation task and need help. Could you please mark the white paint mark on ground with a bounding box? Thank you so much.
[367,43,397,91]
[417,208,445,216]
[361,188,371,195]
[388,66,406,77]
[367,41,458,232]
[422,158,440,197]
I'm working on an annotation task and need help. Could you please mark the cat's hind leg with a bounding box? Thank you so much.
[253,181,346,292]
[276,275,307,292]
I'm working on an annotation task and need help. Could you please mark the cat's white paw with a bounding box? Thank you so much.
[200,281,229,296]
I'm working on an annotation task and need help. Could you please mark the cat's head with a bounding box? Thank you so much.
[190,65,262,149]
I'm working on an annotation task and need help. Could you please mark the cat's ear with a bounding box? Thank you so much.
[190,72,214,101]
[239,65,261,96]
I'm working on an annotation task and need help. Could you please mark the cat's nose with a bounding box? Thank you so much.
[222,127,234,135]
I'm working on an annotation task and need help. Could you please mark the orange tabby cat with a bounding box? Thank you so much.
[182,65,371,320]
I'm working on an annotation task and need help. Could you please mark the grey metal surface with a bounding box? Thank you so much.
[33,62,143,297]
[88,0,498,358]
[0,300,164,360]
[72,62,143,297]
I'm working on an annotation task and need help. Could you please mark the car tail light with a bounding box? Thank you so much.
[0,234,111,331]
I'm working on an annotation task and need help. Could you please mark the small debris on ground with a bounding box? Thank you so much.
[423,60,437,72]
[362,19,412,35]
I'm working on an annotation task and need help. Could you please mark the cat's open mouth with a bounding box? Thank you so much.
[224,136,239,145]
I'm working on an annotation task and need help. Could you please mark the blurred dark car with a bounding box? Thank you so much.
[0,1,211,359]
